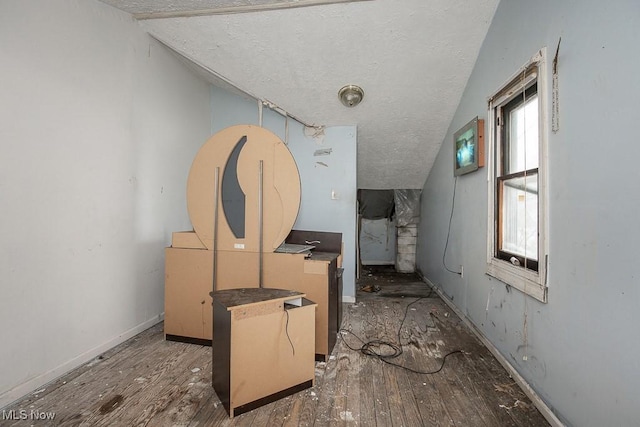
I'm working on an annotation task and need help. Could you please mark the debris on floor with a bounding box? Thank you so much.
[360,284,381,293]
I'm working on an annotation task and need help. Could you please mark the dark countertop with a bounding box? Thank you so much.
[210,287,305,309]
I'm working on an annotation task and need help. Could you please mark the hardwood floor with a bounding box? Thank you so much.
[3,268,549,426]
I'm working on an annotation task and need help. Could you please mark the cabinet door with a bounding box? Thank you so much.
[230,304,315,410]
[165,248,262,341]
[263,253,330,356]
[165,248,213,340]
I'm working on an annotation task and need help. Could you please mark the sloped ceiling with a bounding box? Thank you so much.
[100,0,499,189]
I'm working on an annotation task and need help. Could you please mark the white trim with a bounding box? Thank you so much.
[0,314,164,409]
[488,49,544,105]
[342,295,356,304]
[491,69,538,106]
[420,275,565,427]
[487,260,546,301]
[486,47,549,303]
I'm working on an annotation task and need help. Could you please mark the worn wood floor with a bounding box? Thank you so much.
[4,267,549,426]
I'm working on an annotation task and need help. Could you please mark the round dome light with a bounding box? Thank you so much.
[338,85,364,107]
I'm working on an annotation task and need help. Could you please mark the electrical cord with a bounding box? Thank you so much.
[443,176,462,275]
[339,298,463,374]
[284,309,295,356]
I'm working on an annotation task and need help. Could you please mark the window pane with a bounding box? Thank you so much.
[506,95,538,173]
[500,173,538,261]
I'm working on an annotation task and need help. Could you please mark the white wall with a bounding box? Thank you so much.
[417,1,640,426]
[0,0,212,407]
[210,86,358,300]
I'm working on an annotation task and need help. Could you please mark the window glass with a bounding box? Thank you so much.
[500,173,538,262]
[506,95,539,173]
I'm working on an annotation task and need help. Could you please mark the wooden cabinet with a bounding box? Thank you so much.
[164,230,343,360]
[211,288,316,417]
[262,252,341,360]
[164,247,259,343]
[279,230,343,360]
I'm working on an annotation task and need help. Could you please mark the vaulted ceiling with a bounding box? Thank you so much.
[99,0,499,189]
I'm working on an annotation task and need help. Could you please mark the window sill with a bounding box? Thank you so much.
[487,258,547,302]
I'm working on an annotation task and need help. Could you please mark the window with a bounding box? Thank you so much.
[487,49,548,302]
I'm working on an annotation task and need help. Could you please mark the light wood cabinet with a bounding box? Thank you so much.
[211,288,316,417]
[164,230,343,360]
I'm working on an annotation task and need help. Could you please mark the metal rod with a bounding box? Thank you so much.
[211,166,220,385]
[212,167,220,293]
[258,160,264,288]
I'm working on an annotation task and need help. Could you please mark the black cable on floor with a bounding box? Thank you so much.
[339,297,463,374]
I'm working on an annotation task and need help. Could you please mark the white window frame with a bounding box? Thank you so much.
[486,48,549,303]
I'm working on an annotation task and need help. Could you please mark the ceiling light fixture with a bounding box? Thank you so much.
[338,85,364,107]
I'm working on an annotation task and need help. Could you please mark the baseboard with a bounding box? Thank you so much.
[418,274,564,427]
[0,313,165,409]
[360,260,395,266]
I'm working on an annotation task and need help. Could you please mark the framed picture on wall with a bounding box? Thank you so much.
[453,116,484,176]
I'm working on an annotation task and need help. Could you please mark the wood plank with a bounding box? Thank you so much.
[340,306,361,427]
[398,299,447,427]
[346,303,377,427]
[402,299,477,426]
[387,300,426,427]
[287,357,327,426]
[310,355,339,425]
[420,305,486,426]
[148,349,214,426]
[366,301,393,426]
[84,343,211,426]
[327,353,350,426]
[377,300,415,426]
[264,394,296,425]
[427,303,541,427]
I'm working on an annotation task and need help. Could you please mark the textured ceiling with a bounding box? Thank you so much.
[100,0,499,189]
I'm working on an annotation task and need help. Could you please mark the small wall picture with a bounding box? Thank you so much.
[453,116,484,176]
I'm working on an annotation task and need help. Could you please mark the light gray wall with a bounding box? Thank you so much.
[211,86,358,300]
[360,218,397,265]
[416,1,640,426]
[0,0,212,407]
